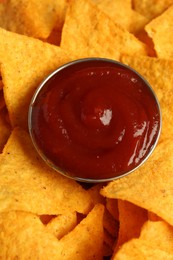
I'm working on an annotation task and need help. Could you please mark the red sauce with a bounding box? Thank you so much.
[29,59,161,180]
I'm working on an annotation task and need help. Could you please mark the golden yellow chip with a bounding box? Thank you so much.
[132,0,173,20]
[57,204,105,259]
[114,220,173,259]
[145,5,173,59]
[115,200,148,251]
[0,0,67,39]
[0,204,104,259]
[46,212,77,239]
[95,0,149,34]
[0,127,92,215]
[0,211,62,259]
[0,27,73,129]
[61,0,148,61]
[101,139,173,226]
[121,54,173,141]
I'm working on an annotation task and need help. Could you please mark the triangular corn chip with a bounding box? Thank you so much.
[114,220,173,259]
[145,5,173,59]
[133,0,173,20]
[0,204,104,259]
[101,139,173,226]
[0,27,73,129]
[0,127,92,215]
[61,0,148,60]
[0,0,67,39]
[95,0,149,34]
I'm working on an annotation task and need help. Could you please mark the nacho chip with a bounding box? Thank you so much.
[57,204,104,259]
[0,0,67,39]
[114,220,173,259]
[121,54,173,141]
[115,200,148,250]
[101,139,173,226]
[0,204,104,259]
[46,212,77,239]
[0,27,73,130]
[61,0,148,61]
[95,0,149,34]
[0,127,92,215]
[132,0,173,20]
[145,5,173,59]
[0,211,62,259]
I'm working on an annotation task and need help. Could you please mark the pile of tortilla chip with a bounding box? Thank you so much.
[0,0,173,259]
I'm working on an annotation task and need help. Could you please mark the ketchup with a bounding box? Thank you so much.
[29,59,161,181]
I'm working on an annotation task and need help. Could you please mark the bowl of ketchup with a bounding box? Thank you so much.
[28,58,161,183]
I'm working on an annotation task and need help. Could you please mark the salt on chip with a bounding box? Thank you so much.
[132,0,173,20]
[101,139,173,226]
[115,200,148,251]
[0,127,92,215]
[46,212,77,239]
[121,54,173,141]
[61,0,148,61]
[114,220,173,259]
[145,5,173,59]
[0,0,68,39]
[95,0,149,34]
[0,27,73,130]
[0,205,104,259]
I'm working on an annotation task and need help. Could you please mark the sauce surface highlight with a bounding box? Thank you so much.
[30,59,161,180]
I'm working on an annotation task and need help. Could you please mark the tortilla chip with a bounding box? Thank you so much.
[101,139,173,226]
[145,5,173,59]
[0,127,92,215]
[0,0,67,39]
[115,200,148,250]
[0,204,104,259]
[114,220,173,259]
[0,27,73,130]
[121,54,173,141]
[46,212,77,239]
[96,0,149,34]
[61,0,148,61]
[132,0,173,20]
[57,204,104,259]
